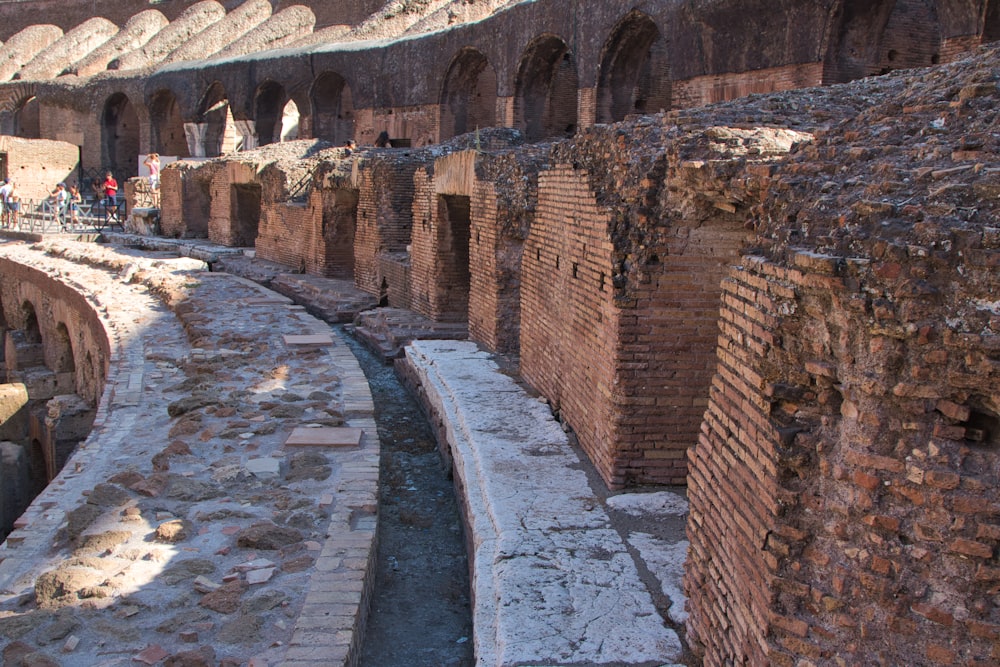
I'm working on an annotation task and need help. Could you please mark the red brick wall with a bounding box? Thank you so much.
[354,105,441,148]
[352,158,419,295]
[687,251,1000,666]
[468,181,503,351]
[672,62,824,109]
[520,164,620,485]
[0,136,79,203]
[159,162,211,239]
[257,195,318,272]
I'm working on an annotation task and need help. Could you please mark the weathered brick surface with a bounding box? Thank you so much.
[686,46,1000,667]
[0,135,78,202]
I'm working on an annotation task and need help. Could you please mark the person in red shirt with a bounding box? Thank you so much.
[101,171,118,224]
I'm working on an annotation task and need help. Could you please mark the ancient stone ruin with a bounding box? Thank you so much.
[0,0,997,665]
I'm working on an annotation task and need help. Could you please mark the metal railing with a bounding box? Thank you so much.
[2,196,126,233]
[287,166,318,203]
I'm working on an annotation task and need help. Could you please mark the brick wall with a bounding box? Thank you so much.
[159,161,211,238]
[353,105,441,148]
[208,161,260,247]
[0,136,79,202]
[520,164,621,485]
[687,249,1000,666]
[673,62,824,109]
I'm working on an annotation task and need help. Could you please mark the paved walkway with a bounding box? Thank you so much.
[0,233,693,667]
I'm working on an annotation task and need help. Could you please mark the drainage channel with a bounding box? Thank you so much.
[337,327,475,667]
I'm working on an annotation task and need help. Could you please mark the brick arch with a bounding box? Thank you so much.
[52,322,75,374]
[19,300,41,345]
[514,34,578,141]
[102,92,141,178]
[823,0,942,83]
[310,71,354,144]
[596,10,666,123]
[985,0,1000,42]
[149,88,189,157]
[197,81,232,157]
[254,80,288,147]
[439,47,497,141]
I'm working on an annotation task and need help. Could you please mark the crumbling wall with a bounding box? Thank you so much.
[160,160,212,238]
[209,160,261,246]
[0,136,79,202]
[686,44,1000,667]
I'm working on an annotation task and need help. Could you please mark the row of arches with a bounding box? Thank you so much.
[9,2,999,170]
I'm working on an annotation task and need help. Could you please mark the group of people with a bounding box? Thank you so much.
[0,178,20,227]
[49,171,118,229]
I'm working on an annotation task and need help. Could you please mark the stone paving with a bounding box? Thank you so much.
[0,234,694,667]
[0,238,378,666]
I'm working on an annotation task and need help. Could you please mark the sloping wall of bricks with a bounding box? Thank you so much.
[257,195,318,272]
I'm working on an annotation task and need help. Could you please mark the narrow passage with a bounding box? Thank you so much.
[338,327,474,667]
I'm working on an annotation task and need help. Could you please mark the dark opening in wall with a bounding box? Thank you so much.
[322,188,359,280]
[437,194,471,321]
[230,183,261,247]
[964,408,999,447]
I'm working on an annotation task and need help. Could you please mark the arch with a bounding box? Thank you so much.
[52,322,75,374]
[596,11,664,123]
[311,71,354,144]
[102,93,140,178]
[984,0,1000,42]
[254,80,287,147]
[823,0,941,84]
[149,88,189,157]
[439,47,497,140]
[20,301,41,345]
[198,82,232,157]
[514,34,579,141]
[14,96,40,139]
[280,99,300,142]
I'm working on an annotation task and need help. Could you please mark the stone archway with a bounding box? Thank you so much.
[149,89,189,157]
[311,71,354,144]
[13,96,39,139]
[102,93,140,177]
[197,82,232,157]
[439,47,497,141]
[514,34,578,141]
[596,11,664,123]
[254,80,287,146]
[823,0,941,83]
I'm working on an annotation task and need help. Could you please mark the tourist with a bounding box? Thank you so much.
[100,171,118,223]
[0,178,11,227]
[144,153,161,190]
[69,185,82,227]
[5,182,19,227]
[51,182,70,227]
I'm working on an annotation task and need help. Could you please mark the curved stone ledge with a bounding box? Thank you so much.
[0,240,379,666]
[398,338,683,666]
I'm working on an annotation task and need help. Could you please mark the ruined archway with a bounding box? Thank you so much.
[596,11,664,123]
[984,0,1000,42]
[149,89,189,157]
[14,96,40,139]
[823,0,941,83]
[197,82,233,158]
[52,322,75,375]
[281,99,300,141]
[254,80,287,146]
[102,93,140,178]
[439,48,497,140]
[514,35,578,141]
[311,71,354,144]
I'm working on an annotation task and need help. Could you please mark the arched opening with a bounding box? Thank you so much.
[514,35,579,141]
[436,194,472,322]
[52,323,75,374]
[14,96,40,139]
[254,80,287,147]
[311,71,354,144]
[149,89,189,157]
[281,99,300,142]
[21,302,41,346]
[823,0,941,84]
[102,93,140,178]
[596,11,664,123]
[984,0,1000,43]
[440,48,497,140]
[198,82,232,158]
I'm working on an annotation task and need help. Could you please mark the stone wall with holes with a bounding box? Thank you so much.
[0,136,79,202]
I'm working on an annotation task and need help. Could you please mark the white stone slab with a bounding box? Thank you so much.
[283,333,334,346]
[401,339,682,667]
